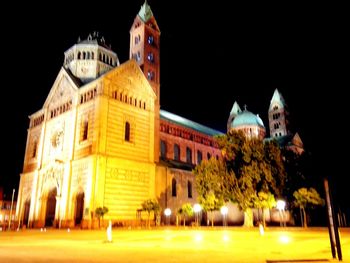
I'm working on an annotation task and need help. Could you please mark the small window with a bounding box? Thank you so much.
[125,122,130,142]
[174,144,180,161]
[147,35,154,45]
[32,141,37,158]
[172,178,177,197]
[147,52,154,62]
[160,140,167,159]
[187,181,192,198]
[186,147,192,164]
[81,119,89,141]
[207,153,211,160]
[197,150,202,164]
[147,71,154,80]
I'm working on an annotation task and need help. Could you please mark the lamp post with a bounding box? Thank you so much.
[220,206,228,227]
[8,189,15,231]
[276,200,286,227]
[164,208,171,226]
[193,204,201,227]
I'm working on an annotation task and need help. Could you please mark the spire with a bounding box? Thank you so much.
[269,88,285,110]
[138,0,153,22]
[230,101,242,116]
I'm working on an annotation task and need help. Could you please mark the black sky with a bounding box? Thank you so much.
[1,1,348,210]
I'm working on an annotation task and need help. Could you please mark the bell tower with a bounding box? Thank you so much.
[130,1,161,162]
[268,89,289,138]
[130,1,160,103]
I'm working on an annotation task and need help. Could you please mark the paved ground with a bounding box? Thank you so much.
[0,227,349,262]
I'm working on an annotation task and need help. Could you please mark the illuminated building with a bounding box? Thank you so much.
[15,2,221,228]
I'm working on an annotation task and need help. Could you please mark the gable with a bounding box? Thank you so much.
[292,133,303,148]
[43,67,79,108]
[103,59,156,100]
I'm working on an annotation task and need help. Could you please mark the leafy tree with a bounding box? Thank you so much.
[141,199,161,228]
[254,191,276,227]
[177,203,193,226]
[193,158,229,226]
[216,130,286,227]
[95,206,109,228]
[293,187,324,227]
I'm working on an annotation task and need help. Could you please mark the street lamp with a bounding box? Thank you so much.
[193,204,201,226]
[8,189,15,231]
[220,206,228,227]
[164,208,171,226]
[276,200,286,227]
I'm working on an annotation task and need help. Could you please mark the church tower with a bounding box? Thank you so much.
[268,89,289,138]
[129,1,160,102]
[130,1,161,162]
[227,101,242,132]
[64,32,120,83]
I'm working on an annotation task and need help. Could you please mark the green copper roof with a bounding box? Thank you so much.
[138,0,153,22]
[269,88,285,110]
[160,110,223,136]
[231,110,265,128]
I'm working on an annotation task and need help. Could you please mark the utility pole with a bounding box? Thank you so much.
[324,178,342,261]
[8,189,15,231]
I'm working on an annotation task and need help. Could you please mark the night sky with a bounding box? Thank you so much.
[1,1,347,212]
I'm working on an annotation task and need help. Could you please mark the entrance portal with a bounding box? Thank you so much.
[23,199,31,226]
[75,192,84,225]
[45,188,57,227]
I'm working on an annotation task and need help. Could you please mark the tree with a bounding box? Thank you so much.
[95,206,109,228]
[216,130,286,227]
[193,158,228,226]
[293,187,324,228]
[141,199,160,228]
[177,203,193,226]
[254,191,276,227]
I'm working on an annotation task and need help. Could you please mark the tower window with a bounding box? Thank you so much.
[147,52,154,62]
[160,140,167,159]
[187,181,192,198]
[81,119,89,142]
[174,144,180,161]
[186,147,192,164]
[172,178,177,197]
[147,70,154,80]
[147,35,154,45]
[32,140,37,158]
[125,122,130,142]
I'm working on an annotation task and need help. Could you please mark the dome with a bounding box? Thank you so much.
[231,110,265,128]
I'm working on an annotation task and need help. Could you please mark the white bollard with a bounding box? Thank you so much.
[107,220,112,242]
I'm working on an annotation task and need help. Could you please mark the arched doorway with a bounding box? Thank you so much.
[45,188,57,227]
[23,199,31,226]
[75,192,84,225]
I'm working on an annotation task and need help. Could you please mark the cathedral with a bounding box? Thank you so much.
[15,2,302,228]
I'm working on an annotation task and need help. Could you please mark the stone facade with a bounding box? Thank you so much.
[16,2,221,228]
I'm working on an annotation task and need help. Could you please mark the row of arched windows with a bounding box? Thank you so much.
[171,178,192,198]
[272,113,281,120]
[50,100,73,119]
[160,140,217,164]
[31,114,44,128]
[111,90,147,110]
[72,51,115,66]
[80,88,97,105]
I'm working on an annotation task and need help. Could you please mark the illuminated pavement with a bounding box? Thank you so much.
[0,227,349,262]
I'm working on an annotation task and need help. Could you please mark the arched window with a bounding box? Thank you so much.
[187,181,192,198]
[91,52,94,59]
[197,150,202,164]
[160,140,167,159]
[207,152,211,160]
[186,147,192,164]
[147,52,154,62]
[125,122,130,142]
[174,144,180,161]
[87,52,90,59]
[81,119,88,141]
[83,52,86,59]
[78,52,81,59]
[32,140,37,158]
[172,178,177,197]
[147,35,154,45]
[99,53,102,61]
